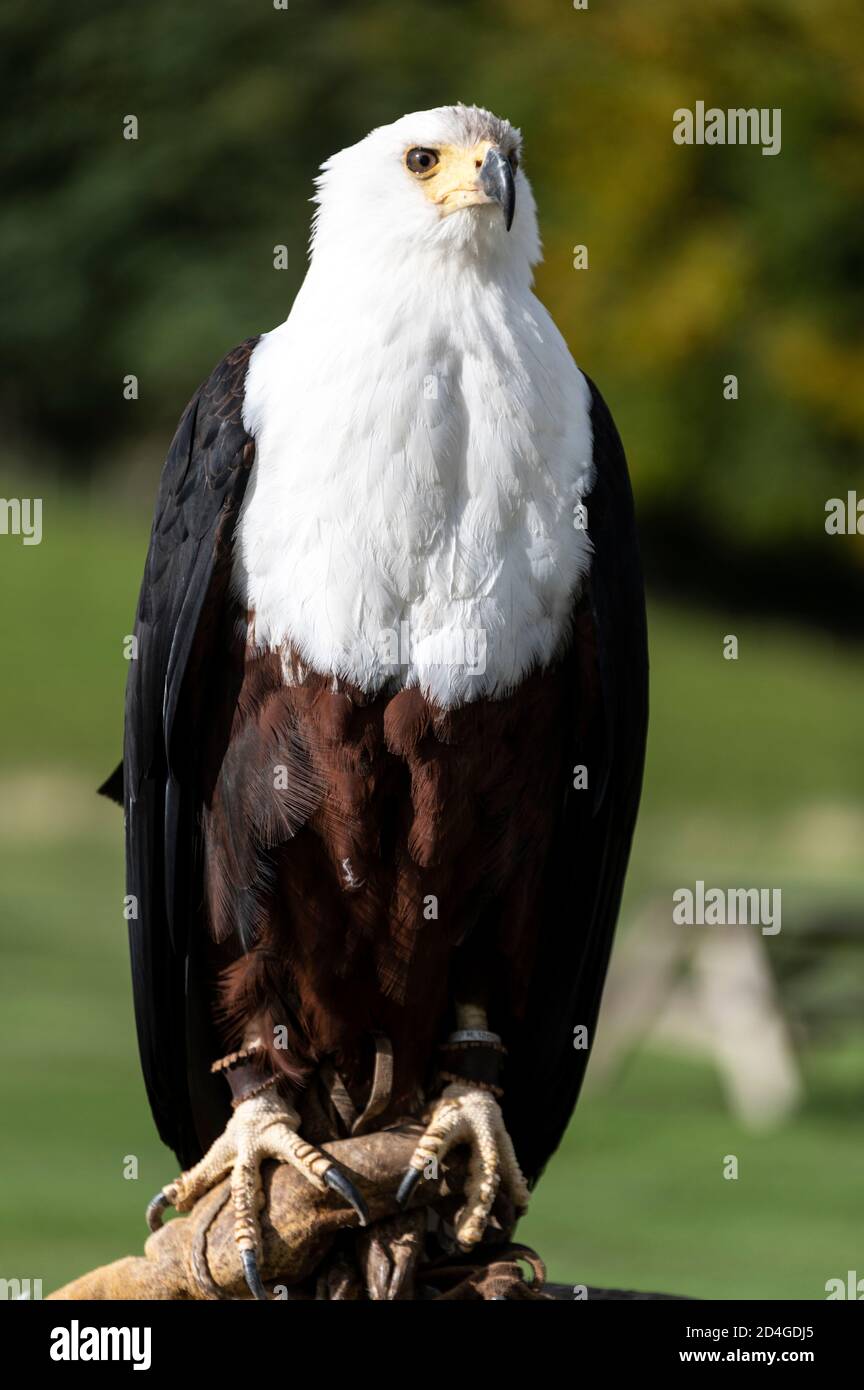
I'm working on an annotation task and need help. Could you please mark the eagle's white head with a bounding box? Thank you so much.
[309,104,541,279]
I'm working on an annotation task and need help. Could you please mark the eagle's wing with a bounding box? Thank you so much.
[504,375,649,1185]
[111,339,259,1166]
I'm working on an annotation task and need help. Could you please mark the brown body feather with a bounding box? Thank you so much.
[201,628,588,1113]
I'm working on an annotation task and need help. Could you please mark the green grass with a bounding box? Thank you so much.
[523,1049,861,1299]
[0,836,165,1291]
[0,487,142,774]
[643,604,864,814]
[0,491,862,1297]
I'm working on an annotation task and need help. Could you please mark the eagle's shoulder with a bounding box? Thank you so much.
[581,372,628,490]
[146,337,261,559]
[196,336,261,433]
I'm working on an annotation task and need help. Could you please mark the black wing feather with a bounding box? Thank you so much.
[122,339,259,1166]
[505,375,649,1184]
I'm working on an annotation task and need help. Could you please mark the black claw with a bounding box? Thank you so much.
[145,1192,170,1232]
[242,1249,269,1301]
[324,1167,369,1227]
[396,1167,422,1209]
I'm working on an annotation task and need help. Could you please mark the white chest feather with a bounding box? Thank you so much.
[233,261,594,707]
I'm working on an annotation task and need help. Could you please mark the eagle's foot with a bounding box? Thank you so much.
[145,1087,368,1300]
[396,1082,530,1249]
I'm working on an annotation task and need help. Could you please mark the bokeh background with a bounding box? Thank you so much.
[1,0,862,1299]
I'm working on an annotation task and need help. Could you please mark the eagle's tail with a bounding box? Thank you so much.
[98,761,124,805]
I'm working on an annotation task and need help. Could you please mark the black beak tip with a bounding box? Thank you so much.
[479,147,516,233]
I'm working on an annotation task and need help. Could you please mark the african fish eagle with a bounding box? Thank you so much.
[102,103,648,1300]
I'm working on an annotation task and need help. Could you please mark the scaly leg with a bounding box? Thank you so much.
[396,1003,530,1248]
[146,1042,367,1300]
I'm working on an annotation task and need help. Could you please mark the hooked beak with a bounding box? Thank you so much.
[479,147,516,231]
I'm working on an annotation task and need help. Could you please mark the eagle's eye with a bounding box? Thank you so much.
[405,147,440,175]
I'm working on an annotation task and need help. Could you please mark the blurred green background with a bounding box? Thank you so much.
[1,0,862,1299]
